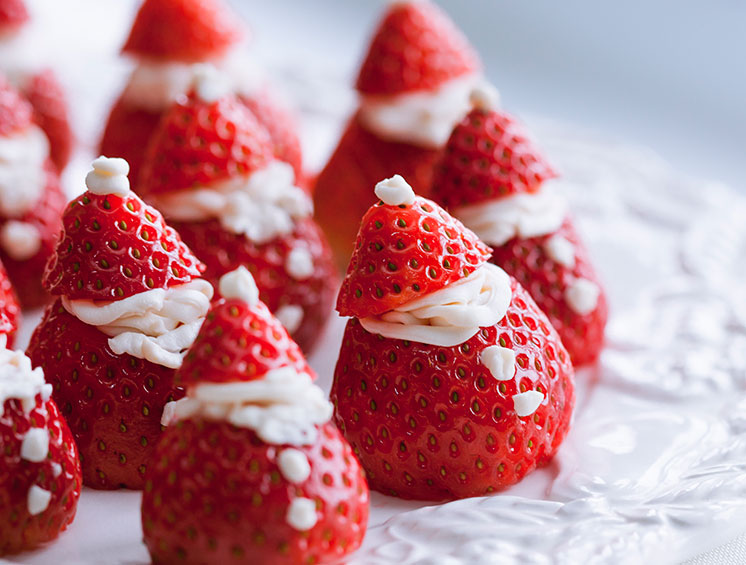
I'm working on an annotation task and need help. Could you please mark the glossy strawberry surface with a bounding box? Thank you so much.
[172,217,336,353]
[142,420,368,565]
[27,299,184,489]
[0,259,19,345]
[337,194,491,319]
[23,69,73,171]
[0,0,28,31]
[0,394,81,554]
[332,278,575,500]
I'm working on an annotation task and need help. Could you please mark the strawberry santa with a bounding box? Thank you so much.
[331,175,575,500]
[430,87,608,365]
[100,0,302,186]
[313,0,482,270]
[0,259,18,345]
[0,0,73,171]
[27,157,213,489]
[0,76,65,308]
[0,335,81,554]
[143,267,369,565]
[138,68,336,353]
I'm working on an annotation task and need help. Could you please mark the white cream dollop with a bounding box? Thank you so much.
[27,485,51,516]
[480,345,516,381]
[0,340,52,416]
[0,126,49,217]
[286,497,318,531]
[513,390,545,417]
[359,74,481,148]
[218,266,258,305]
[277,448,311,484]
[285,247,314,280]
[85,156,130,197]
[565,278,601,315]
[21,428,49,463]
[150,161,312,245]
[162,366,333,446]
[359,263,512,347]
[374,175,416,206]
[0,220,41,260]
[455,185,567,247]
[275,304,303,334]
[543,234,576,268]
[62,279,213,369]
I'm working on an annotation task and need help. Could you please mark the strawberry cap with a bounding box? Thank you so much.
[0,0,29,32]
[337,175,491,319]
[0,76,33,136]
[43,157,204,300]
[176,267,313,387]
[356,0,480,96]
[431,97,557,209]
[138,80,273,197]
[122,0,243,62]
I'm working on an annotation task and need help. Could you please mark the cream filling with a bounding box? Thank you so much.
[455,185,567,247]
[162,366,333,446]
[0,338,52,416]
[0,220,41,260]
[359,263,512,347]
[62,280,213,369]
[149,161,312,245]
[358,74,481,148]
[0,127,49,217]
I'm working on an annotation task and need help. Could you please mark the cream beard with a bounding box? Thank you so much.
[62,279,214,369]
[0,126,49,217]
[359,263,512,347]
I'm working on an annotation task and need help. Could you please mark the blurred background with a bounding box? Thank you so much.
[29,0,746,191]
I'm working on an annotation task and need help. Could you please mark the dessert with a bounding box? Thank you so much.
[330,176,575,500]
[142,267,369,564]
[138,70,336,353]
[0,76,65,308]
[27,157,212,489]
[313,0,482,269]
[0,0,73,170]
[100,0,302,186]
[430,88,607,365]
[0,335,81,554]
[0,258,19,345]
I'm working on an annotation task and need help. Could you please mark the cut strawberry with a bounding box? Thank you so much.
[122,0,243,62]
[356,0,480,96]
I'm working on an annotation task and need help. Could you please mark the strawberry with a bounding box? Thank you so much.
[431,96,607,365]
[330,176,575,500]
[0,258,19,346]
[27,157,209,489]
[142,268,369,564]
[0,0,28,33]
[139,79,336,353]
[356,0,480,96]
[0,345,82,554]
[122,0,243,62]
[22,69,74,171]
[0,74,32,135]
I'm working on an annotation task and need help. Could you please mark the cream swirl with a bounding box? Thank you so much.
[62,279,213,369]
[0,337,52,416]
[359,263,512,347]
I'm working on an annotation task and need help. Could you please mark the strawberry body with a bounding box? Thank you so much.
[142,420,368,565]
[26,299,184,489]
[332,278,574,500]
[0,0,28,31]
[172,217,336,353]
[0,392,81,554]
[0,259,19,345]
[489,218,607,366]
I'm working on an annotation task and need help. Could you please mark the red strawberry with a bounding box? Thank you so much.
[0,346,82,554]
[27,157,208,489]
[142,268,369,564]
[22,69,74,171]
[0,73,32,135]
[336,176,491,319]
[0,0,28,33]
[0,258,19,345]
[431,97,607,365]
[330,177,575,500]
[356,0,480,96]
[122,0,243,62]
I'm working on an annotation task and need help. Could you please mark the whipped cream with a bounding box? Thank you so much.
[277,448,311,484]
[0,339,52,416]
[512,390,545,417]
[543,234,575,268]
[0,126,49,217]
[0,220,41,260]
[150,161,312,245]
[358,74,481,148]
[0,28,45,77]
[375,175,416,206]
[27,485,51,516]
[162,366,333,446]
[565,277,600,315]
[219,266,258,305]
[359,263,512,347]
[275,304,303,334]
[62,279,213,369]
[480,345,516,381]
[86,156,130,196]
[455,185,567,247]
[286,497,318,531]
[21,427,49,463]
[285,246,314,280]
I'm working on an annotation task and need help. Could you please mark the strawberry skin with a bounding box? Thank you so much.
[490,218,607,366]
[0,393,81,554]
[331,278,575,500]
[0,75,32,135]
[142,420,369,565]
[26,299,184,489]
[122,0,242,62]
[0,259,19,346]
[172,217,336,353]
[0,0,28,32]
[356,1,479,96]
[336,193,491,319]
